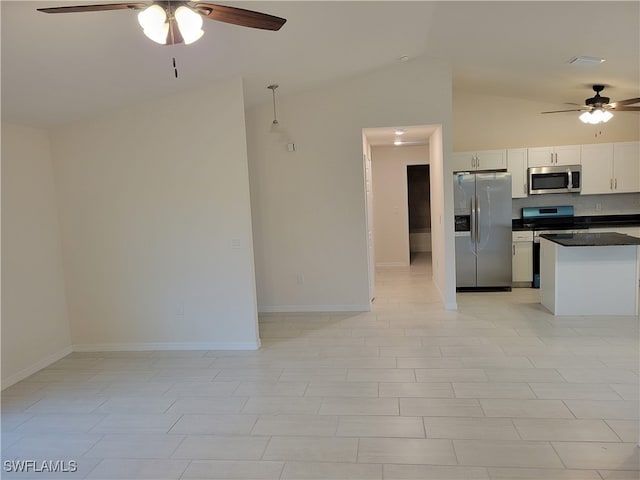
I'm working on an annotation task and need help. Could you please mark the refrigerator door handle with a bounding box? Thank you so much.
[475,194,481,244]
[470,195,477,243]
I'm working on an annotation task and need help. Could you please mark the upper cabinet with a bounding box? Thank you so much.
[528,145,581,167]
[507,148,528,198]
[581,142,640,195]
[452,149,506,172]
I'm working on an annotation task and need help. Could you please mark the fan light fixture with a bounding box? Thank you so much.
[138,4,204,45]
[579,108,613,124]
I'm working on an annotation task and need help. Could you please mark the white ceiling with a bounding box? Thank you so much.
[2,1,639,129]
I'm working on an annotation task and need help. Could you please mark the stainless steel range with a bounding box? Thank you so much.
[521,206,586,287]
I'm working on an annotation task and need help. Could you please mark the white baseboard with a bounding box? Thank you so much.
[2,345,73,390]
[258,305,370,313]
[72,341,260,352]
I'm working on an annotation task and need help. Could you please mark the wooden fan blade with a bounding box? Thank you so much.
[541,109,586,114]
[193,3,286,30]
[564,102,588,107]
[609,98,640,108]
[610,106,640,111]
[37,3,147,13]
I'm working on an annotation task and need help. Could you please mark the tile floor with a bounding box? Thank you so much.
[1,252,639,479]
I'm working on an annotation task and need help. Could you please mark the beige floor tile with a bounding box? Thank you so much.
[480,399,574,418]
[279,368,347,382]
[378,346,442,357]
[233,381,307,397]
[2,433,102,458]
[84,433,185,459]
[564,400,640,420]
[181,460,284,479]
[552,442,640,470]
[13,413,104,433]
[86,459,189,479]
[513,418,620,441]
[599,470,640,479]
[242,396,321,415]
[358,437,457,465]
[347,368,416,382]
[424,417,519,440]
[400,398,483,417]
[163,381,240,397]
[251,414,338,436]
[172,435,269,460]
[319,397,398,415]
[415,369,488,382]
[383,464,489,479]
[452,382,535,399]
[167,396,246,414]
[305,382,378,397]
[281,462,382,479]
[483,368,565,383]
[336,415,424,438]
[558,369,639,384]
[461,357,534,368]
[93,396,177,414]
[396,358,464,368]
[453,440,563,468]
[91,413,182,433]
[609,384,640,400]
[169,414,258,435]
[379,382,453,398]
[487,467,602,479]
[262,436,358,462]
[605,420,640,442]
[528,382,622,400]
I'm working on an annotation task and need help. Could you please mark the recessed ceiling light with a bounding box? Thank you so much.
[398,55,410,62]
[394,129,405,135]
[568,56,606,66]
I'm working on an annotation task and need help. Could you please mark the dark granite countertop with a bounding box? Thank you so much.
[512,214,640,231]
[540,232,640,247]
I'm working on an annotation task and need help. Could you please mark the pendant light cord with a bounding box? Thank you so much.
[268,84,279,125]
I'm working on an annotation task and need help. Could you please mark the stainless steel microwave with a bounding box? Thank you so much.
[528,165,581,195]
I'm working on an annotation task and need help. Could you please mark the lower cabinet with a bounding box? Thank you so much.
[512,231,533,285]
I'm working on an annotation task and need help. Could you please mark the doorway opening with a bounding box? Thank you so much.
[407,164,431,265]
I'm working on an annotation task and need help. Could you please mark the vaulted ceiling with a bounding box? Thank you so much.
[2,1,638,127]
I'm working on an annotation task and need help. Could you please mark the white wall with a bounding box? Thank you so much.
[453,91,640,151]
[371,145,429,266]
[246,57,454,312]
[2,123,72,387]
[49,77,260,350]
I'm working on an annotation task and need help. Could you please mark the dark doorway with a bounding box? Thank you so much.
[407,165,431,263]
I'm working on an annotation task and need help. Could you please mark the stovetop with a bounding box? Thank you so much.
[513,206,640,231]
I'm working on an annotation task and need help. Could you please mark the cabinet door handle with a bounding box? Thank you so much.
[513,244,516,255]
[615,178,618,189]
[550,152,554,164]
[610,178,613,190]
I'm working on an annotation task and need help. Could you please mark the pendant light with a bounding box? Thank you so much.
[267,84,279,126]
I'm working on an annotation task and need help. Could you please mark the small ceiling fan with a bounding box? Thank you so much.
[38,1,286,46]
[541,85,640,124]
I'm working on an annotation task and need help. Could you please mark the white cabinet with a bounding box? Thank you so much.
[581,142,640,195]
[507,148,528,198]
[452,149,506,172]
[614,142,640,193]
[512,230,533,284]
[528,145,581,167]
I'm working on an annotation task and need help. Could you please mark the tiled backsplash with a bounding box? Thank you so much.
[512,192,640,218]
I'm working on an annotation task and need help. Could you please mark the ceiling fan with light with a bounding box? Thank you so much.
[37,1,286,46]
[541,85,640,125]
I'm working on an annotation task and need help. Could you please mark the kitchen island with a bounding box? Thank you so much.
[539,232,640,315]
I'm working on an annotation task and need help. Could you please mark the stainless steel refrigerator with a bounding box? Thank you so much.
[453,171,512,290]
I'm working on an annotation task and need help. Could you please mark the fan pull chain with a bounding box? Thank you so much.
[173,57,178,78]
